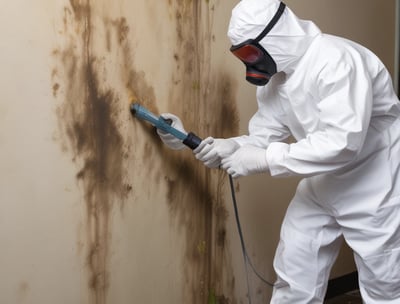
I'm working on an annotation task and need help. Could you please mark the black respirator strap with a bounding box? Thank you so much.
[254,2,286,43]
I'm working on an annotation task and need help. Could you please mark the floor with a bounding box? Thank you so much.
[324,290,362,304]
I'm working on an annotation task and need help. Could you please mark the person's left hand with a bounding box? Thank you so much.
[157,113,187,150]
[220,145,269,178]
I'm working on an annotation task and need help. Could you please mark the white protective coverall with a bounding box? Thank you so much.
[227,0,400,303]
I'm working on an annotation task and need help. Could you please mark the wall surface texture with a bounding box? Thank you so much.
[0,1,396,304]
[1,1,242,303]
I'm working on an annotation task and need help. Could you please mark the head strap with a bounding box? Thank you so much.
[254,2,286,43]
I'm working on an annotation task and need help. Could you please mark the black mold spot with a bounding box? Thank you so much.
[52,83,60,97]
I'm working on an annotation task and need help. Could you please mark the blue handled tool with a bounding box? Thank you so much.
[130,103,202,150]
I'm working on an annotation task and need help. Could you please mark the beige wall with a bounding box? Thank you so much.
[0,1,242,303]
[0,1,396,304]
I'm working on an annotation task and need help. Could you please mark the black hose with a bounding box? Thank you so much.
[228,174,274,304]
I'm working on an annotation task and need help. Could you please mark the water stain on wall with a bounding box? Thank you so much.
[17,281,29,303]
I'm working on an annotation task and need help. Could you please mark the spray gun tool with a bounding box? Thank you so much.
[130,103,202,150]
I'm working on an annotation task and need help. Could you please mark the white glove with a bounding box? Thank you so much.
[156,113,186,150]
[220,145,269,178]
[193,137,240,168]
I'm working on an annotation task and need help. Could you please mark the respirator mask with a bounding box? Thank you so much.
[230,2,286,86]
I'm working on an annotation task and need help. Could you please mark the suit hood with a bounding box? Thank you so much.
[228,0,321,73]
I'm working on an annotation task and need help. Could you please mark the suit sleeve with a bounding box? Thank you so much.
[232,86,291,148]
[267,59,373,177]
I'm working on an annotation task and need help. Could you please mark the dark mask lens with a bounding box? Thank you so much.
[246,67,270,86]
[247,76,269,86]
[231,44,264,64]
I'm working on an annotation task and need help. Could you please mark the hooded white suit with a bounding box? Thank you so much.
[228,0,400,303]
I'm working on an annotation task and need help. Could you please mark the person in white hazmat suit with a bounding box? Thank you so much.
[158,0,400,302]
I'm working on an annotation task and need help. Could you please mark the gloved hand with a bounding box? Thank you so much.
[157,113,186,150]
[193,137,240,168]
[220,145,269,178]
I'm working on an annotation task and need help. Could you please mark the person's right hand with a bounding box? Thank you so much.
[220,145,269,178]
[157,113,187,150]
[193,137,240,168]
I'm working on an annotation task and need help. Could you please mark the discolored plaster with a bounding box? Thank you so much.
[52,1,131,303]
[166,0,240,303]
[52,0,239,303]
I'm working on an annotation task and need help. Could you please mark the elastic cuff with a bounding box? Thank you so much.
[266,142,290,177]
[230,135,249,147]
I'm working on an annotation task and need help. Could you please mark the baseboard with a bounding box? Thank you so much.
[324,271,359,300]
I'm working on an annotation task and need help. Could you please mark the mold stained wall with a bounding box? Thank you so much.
[0,0,249,303]
[0,1,396,304]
